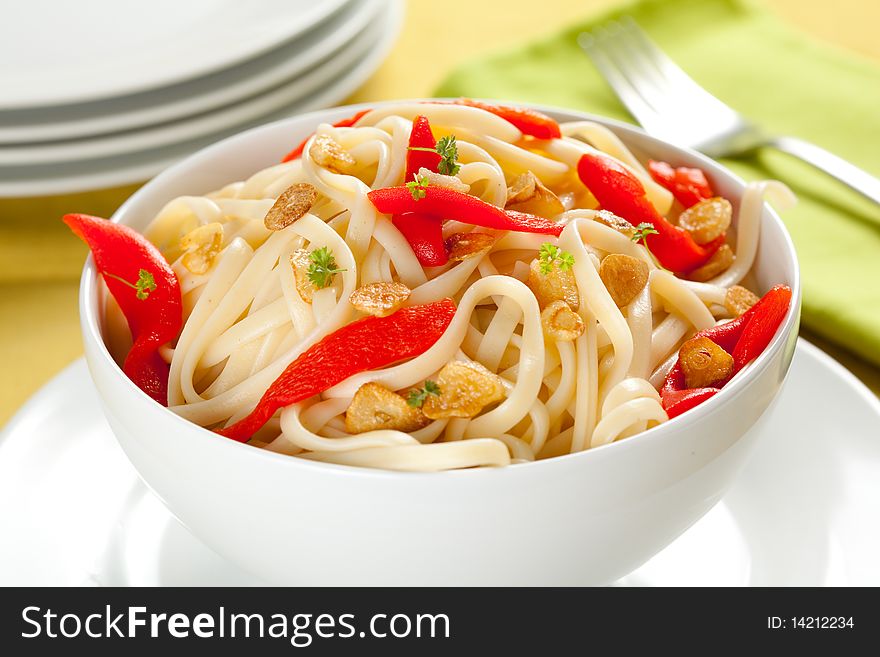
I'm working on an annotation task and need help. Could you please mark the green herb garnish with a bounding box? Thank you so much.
[409,135,461,176]
[405,173,430,200]
[434,135,460,176]
[631,222,659,245]
[307,246,345,289]
[538,243,575,275]
[629,222,664,270]
[407,380,441,408]
[104,268,157,300]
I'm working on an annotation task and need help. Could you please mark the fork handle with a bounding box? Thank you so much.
[769,136,880,205]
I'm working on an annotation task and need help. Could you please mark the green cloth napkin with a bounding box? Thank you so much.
[436,0,880,366]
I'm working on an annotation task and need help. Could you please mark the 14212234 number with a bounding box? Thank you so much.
[767,617,854,630]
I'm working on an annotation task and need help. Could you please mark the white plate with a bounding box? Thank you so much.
[0,0,382,144]
[0,0,350,110]
[0,1,403,198]
[1,340,877,586]
[0,2,385,166]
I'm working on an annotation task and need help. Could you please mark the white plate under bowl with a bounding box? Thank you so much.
[0,1,403,198]
[1,340,877,585]
[0,3,386,167]
[0,0,384,144]
[0,0,350,110]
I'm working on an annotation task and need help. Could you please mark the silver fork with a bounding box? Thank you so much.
[578,18,880,205]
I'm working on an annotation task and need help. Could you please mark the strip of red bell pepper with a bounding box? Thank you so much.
[662,308,754,398]
[647,160,714,208]
[661,284,792,414]
[732,284,793,371]
[217,298,457,442]
[445,98,562,139]
[405,114,442,180]
[663,285,789,393]
[63,213,182,406]
[394,115,448,266]
[577,153,722,273]
[393,213,448,267]
[696,304,757,353]
[368,186,563,236]
[662,388,720,418]
[280,109,372,163]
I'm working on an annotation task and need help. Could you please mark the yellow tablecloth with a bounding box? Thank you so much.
[1,0,877,424]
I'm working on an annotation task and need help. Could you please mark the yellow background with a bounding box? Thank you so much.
[1,0,878,424]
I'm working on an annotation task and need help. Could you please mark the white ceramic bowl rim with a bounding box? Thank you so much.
[79,98,802,480]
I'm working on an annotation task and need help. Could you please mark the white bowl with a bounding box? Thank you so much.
[78,101,801,585]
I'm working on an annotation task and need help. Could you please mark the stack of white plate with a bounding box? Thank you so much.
[0,0,402,197]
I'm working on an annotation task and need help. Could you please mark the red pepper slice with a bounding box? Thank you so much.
[662,388,720,418]
[577,153,722,273]
[661,309,752,399]
[368,186,563,236]
[446,98,562,139]
[217,298,457,442]
[63,213,182,405]
[280,109,372,163]
[393,115,448,267]
[647,160,714,208]
[691,303,756,354]
[405,114,442,181]
[393,213,448,267]
[661,284,792,415]
[732,284,793,371]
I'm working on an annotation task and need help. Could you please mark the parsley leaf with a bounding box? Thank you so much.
[104,268,157,300]
[435,135,460,176]
[557,251,575,271]
[307,246,346,289]
[630,223,664,269]
[405,173,430,200]
[631,222,659,245]
[538,242,575,274]
[407,380,441,408]
[135,269,157,300]
[408,135,461,176]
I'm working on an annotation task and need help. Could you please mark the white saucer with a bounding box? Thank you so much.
[1,340,878,586]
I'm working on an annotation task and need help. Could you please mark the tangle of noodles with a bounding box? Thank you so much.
[115,102,786,472]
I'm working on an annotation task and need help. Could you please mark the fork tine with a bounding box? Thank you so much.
[577,30,667,131]
[579,17,761,154]
[590,23,675,118]
[617,17,739,118]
